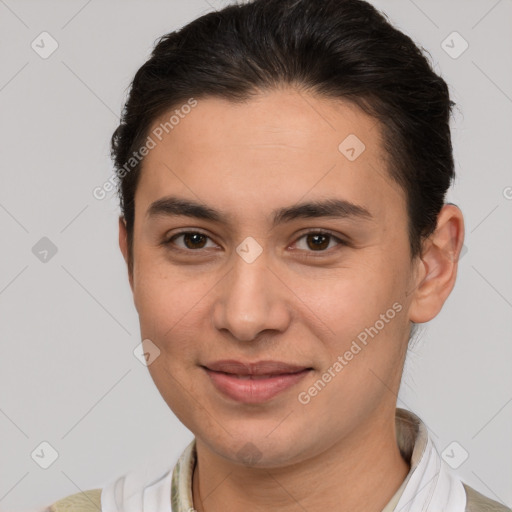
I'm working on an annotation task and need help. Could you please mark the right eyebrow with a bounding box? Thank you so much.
[146,196,225,223]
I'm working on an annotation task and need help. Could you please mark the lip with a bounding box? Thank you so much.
[202,360,312,404]
[204,359,310,375]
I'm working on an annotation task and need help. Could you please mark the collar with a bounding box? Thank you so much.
[101,408,467,512]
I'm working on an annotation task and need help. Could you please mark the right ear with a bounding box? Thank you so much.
[118,216,134,293]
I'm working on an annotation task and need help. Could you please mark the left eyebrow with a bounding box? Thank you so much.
[145,195,374,227]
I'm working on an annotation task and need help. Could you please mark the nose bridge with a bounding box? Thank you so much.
[212,241,290,341]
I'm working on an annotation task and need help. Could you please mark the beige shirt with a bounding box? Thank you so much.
[47,408,511,511]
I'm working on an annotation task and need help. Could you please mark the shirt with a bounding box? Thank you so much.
[47,408,511,512]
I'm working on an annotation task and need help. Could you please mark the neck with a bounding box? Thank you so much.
[192,409,410,512]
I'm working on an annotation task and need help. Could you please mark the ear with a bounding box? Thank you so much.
[118,216,134,293]
[408,203,465,323]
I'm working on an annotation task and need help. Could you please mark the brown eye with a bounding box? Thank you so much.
[166,231,216,251]
[306,233,330,250]
[294,231,345,253]
[182,232,208,249]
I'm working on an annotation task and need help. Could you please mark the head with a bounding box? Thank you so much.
[113,0,464,466]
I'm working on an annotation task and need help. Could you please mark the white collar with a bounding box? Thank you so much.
[101,408,467,512]
[392,408,467,511]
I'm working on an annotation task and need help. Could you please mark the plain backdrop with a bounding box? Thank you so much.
[0,0,511,510]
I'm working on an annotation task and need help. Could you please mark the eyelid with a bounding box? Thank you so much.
[295,227,346,240]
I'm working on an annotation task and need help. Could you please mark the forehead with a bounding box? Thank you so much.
[135,88,405,227]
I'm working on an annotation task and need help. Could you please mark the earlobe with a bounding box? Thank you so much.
[118,216,134,292]
[408,204,465,324]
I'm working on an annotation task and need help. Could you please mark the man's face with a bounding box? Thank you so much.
[122,88,421,467]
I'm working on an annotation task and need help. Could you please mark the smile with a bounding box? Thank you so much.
[202,364,312,404]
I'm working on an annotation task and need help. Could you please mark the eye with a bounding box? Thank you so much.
[164,231,218,251]
[292,230,346,253]
[162,229,347,256]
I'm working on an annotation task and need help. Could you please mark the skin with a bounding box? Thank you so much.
[118,87,465,512]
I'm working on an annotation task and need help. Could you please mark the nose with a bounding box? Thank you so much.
[211,248,292,342]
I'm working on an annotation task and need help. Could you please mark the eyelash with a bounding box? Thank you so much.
[162,229,348,257]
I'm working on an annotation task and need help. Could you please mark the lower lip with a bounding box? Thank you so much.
[204,368,311,404]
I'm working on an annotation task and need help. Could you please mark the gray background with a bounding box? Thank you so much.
[0,0,511,510]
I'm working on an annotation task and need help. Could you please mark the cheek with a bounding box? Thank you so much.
[133,249,197,324]
[135,267,208,412]
[132,260,217,366]
[293,259,400,336]
[294,256,409,375]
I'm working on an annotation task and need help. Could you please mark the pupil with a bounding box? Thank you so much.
[185,233,206,249]
[308,234,329,250]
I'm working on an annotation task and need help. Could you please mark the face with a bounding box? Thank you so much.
[120,88,425,467]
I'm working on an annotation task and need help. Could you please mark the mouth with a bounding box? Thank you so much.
[201,360,313,404]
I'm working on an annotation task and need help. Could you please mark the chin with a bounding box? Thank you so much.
[198,424,314,469]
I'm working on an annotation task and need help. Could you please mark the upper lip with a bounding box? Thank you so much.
[203,360,311,376]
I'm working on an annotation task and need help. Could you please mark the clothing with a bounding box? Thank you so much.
[46,408,511,512]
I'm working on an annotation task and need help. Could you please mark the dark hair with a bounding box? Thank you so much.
[111,0,455,275]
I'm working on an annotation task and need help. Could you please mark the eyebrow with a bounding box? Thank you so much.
[146,195,374,227]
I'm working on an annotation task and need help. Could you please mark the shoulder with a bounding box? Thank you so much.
[464,483,512,512]
[44,488,102,512]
